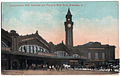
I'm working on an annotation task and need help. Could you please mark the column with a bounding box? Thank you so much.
[25,59,28,70]
[10,59,13,70]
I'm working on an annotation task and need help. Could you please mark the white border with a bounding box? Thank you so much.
[0,0,119,77]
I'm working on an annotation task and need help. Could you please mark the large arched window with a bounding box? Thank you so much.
[18,45,49,54]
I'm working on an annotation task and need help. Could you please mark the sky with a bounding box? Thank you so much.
[2,2,119,58]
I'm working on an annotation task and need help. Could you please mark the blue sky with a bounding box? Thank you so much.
[2,2,119,58]
[2,2,118,20]
[2,2,118,32]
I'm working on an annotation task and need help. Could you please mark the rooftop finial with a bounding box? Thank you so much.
[67,8,72,15]
[36,30,38,34]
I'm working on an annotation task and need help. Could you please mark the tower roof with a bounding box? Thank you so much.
[67,8,72,15]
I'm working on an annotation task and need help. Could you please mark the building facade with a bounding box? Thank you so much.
[72,42,115,66]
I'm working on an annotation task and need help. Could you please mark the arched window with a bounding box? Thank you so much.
[18,45,49,54]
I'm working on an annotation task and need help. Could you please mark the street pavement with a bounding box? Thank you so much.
[1,70,119,75]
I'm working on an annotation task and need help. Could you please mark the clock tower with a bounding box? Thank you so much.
[64,8,74,48]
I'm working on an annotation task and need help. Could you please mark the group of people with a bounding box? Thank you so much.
[83,64,118,72]
[28,64,65,71]
[24,63,118,72]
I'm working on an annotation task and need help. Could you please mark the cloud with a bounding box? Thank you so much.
[20,11,53,27]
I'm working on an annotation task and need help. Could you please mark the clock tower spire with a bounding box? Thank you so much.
[64,8,74,48]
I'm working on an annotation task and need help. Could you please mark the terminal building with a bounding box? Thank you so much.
[1,9,116,70]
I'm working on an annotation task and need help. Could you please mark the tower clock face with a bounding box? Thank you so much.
[68,18,70,21]
[68,24,71,28]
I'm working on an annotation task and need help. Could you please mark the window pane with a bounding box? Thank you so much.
[102,53,105,59]
[88,52,91,59]
[95,53,98,60]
